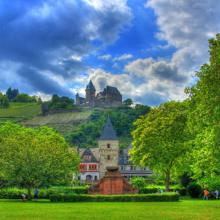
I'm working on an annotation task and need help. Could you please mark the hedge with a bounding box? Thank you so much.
[50,193,179,202]
[0,188,49,199]
[0,186,89,199]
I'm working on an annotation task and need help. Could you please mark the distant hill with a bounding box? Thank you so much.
[0,102,150,148]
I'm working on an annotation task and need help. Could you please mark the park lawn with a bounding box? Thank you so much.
[0,199,220,220]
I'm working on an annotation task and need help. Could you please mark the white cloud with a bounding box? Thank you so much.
[113,53,133,61]
[98,54,112,60]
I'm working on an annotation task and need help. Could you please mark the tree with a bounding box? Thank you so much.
[130,101,189,191]
[186,34,220,179]
[6,87,19,101]
[0,122,80,199]
[14,93,37,102]
[0,92,9,108]
[123,98,133,107]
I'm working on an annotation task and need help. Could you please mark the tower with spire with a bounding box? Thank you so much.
[85,80,96,106]
[98,117,119,178]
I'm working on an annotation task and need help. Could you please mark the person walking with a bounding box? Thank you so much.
[34,189,39,201]
[214,190,219,200]
[203,189,209,200]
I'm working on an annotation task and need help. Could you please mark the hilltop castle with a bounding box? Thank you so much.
[75,80,122,107]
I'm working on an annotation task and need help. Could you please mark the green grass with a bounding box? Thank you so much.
[0,199,220,220]
[0,102,41,123]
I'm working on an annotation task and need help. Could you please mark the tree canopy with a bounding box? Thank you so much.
[0,92,9,108]
[130,101,190,191]
[186,33,220,179]
[0,122,80,198]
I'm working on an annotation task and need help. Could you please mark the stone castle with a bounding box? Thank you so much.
[75,80,122,107]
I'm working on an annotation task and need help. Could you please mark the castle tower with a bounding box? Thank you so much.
[75,93,80,105]
[85,80,96,106]
[98,117,119,178]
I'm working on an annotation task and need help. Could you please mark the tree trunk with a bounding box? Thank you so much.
[27,187,32,200]
[165,170,170,192]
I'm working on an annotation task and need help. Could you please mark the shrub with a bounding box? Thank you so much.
[187,182,202,198]
[0,188,49,199]
[48,186,89,195]
[50,193,179,202]
[139,187,158,194]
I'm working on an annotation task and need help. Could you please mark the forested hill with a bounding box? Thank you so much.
[0,102,150,148]
[0,89,150,148]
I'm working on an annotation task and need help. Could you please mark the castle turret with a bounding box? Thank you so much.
[85,80,96,106]
[98,117,119,178]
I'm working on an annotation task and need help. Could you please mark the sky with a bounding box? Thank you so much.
[0,0,220,105]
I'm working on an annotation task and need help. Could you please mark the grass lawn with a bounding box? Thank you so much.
[0,199,220,220]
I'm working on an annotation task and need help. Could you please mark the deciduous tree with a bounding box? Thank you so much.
[130,101,189,191]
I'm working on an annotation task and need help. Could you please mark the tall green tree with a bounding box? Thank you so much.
[186,34,220,179]
[0,92,9,108]
[130,101,189,191]
[0,122,80,199]
[6,87,19,101]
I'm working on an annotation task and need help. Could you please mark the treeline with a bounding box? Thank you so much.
[41,94,75,115]
[67,104,150,148]
[130,34,220,192]
[0,88,41,108]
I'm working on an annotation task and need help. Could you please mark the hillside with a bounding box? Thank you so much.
[0,103,150,148]
[0,102,41,123]
[23,110,92,134]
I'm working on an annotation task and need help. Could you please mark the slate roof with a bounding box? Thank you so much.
[81,148,98,163]
[99,117,118,140]
[105,86,121,95]
[86,80,96,91]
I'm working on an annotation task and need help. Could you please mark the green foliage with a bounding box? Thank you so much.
[0,122,80,199]
[49,193,179,202]
[0,93,9,108]
[48,186,89,195]
[187,182,202,198]
[6,87,19,101]
[131,101,190,191]
[130,177,146,190]
[186,34,220,179]
[14,93,37,103]
[199,177,220,192]
[68,105,150,148]
[0,102,41,123]
[43,94,75,114]
[123,98,133,106]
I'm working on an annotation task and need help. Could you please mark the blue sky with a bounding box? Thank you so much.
[0,0,220,105]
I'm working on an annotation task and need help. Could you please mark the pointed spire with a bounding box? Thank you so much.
[99,116,118,140]
[86,80,96,91]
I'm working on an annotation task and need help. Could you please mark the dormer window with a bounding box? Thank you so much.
[107,143,111,148]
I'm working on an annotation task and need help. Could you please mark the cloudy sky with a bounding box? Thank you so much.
[0,0,220,105]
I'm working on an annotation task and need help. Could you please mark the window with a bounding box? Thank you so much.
[107,143,111,148]
[107,155,111,160]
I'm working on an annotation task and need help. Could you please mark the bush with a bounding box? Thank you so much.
[48,186,89,195]
[0,188,49,199]
[139,187,158,194]
[187,182,202,198]
[50,193,179,202]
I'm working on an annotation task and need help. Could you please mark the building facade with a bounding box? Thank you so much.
[75,80,122,107]
[78,118,152,182]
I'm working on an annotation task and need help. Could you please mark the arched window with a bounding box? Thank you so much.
[107,155,111,160]
[107,143,111,148]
